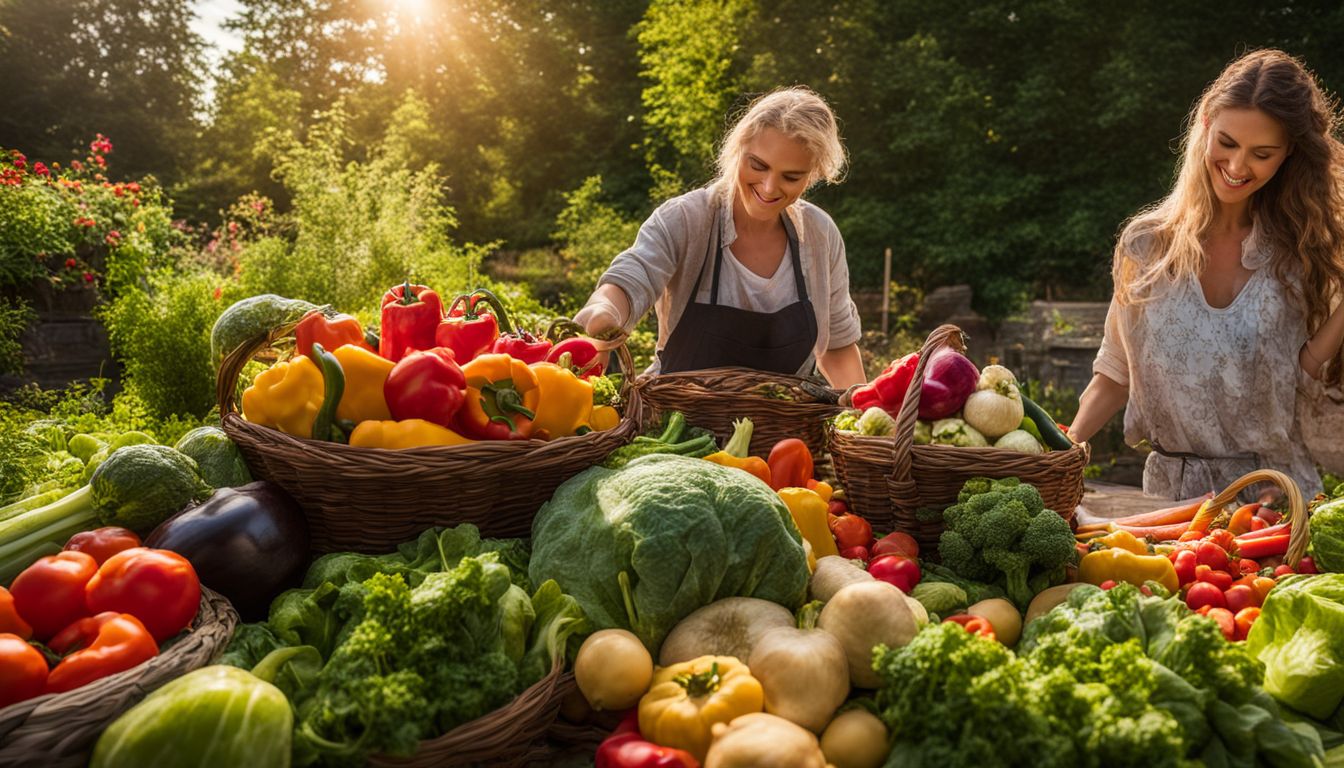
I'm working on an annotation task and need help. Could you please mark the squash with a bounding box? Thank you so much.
[574,628,654,710]
[901,593,929,625]
[706,712,829,768]
[659,597,794,666]
[818,581,919,689]
[1024,582,1088,625]
[809,556,874,603]
[747,602,849,733]
[966,598,1022,647]
[820,709,888,768]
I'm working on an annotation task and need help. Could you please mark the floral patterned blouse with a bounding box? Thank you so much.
[1093,221,1322,500]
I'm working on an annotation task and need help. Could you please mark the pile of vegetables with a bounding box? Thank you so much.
[219,285,623,449]
[833,349,1069,454]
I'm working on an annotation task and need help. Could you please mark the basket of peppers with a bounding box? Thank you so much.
[216,282,640,553]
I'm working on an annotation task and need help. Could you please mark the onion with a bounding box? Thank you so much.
[918,348,979,420]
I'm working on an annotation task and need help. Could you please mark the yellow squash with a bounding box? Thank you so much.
[638,655,764,761]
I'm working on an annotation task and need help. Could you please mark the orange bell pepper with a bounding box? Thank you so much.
[45,612,159,694]
[458,353,541,440]
[703,418,771,486]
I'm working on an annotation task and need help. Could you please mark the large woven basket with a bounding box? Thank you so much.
[829,324,1090,549]
[1198,469,1311,564]
[635,367,843,458]
[218,326,640,553]
[0,587,238,767]
[369,655,568,768]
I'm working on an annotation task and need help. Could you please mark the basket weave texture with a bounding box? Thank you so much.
[1202,469,1311,564]
[0,587,238,768]
[829,324,1090,549]
[635,367,842,458]
[217,327,640,553]
[368,655,568,768]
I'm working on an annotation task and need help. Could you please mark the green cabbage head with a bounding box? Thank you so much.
[1309,498,1344,574]
[529,454,810,653]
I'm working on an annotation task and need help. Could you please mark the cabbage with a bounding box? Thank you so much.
[1245,574,1344,721]
[857,407,897,437]
[91,665,293,768]
[993,429,1044,454]
[911,581,968,615]
[833,410,861,432]
[914,420,932,445]
[931,418,988,447]
[174,426,252,489]
[1310,498,1344,574]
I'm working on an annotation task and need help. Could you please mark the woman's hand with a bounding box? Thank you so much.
[1069,373,1129,444]
[573,284,632,337]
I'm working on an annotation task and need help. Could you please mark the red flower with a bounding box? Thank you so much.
[71,160,83,171]
[126,182,140,193]
[82,272,95,283]
[33,162,49,177]
[12,154,25,170]
[65,258,77,268]
[212,287,223,301]
[105,230,121,245]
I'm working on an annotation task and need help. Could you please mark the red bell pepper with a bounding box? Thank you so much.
[85,548,201,643]
[829,513,874,551]
[868,554,921,593]
[851,352,919,414]
[45,612,158,694]
[766,438,813,491]
[546,337,605,378]
[9,550,97,641]
[295,310,371,358]
[491,329,552,364]
[384,346,467,428]
[380,282,444,363]
[0,633,48,708]
[596,711,700,768]
[64,526,142,566]
[437,289,513,365]
[944,614,996,640]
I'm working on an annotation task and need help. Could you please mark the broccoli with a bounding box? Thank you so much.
[980,499,1031,551]
[1021,509,1077,570]
[1002,482,1045,516]
[983,548,1035,610]
[938,529,995,582]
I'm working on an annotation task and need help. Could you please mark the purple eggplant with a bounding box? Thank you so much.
[146,480,309,620]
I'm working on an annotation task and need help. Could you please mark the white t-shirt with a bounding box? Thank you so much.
[694,244,800,313]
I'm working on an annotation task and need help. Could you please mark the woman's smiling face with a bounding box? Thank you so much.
[1204,107,1291,207]
[735,128,814,222]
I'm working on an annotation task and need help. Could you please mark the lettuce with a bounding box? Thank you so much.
[1245,574,1344,721]
[1310,498,1344,574]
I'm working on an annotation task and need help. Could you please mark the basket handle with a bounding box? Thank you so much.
[1205,469,1309,566]
[889,324,966,485]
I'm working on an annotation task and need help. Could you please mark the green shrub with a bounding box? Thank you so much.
[0,297,35,375]
[553,175,640,313]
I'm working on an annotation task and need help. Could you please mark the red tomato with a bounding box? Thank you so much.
[1172,550,1198,586]
[829,514,874,551]
[868,555,921,593]
[1185,582,1227,611]
[85,548,201,643]
[1224,585,1257,614]
[1099,580,1118,590]
[9,550,98,641]
[827,499,849,517]
[1273,564,1296,578]
[1256,507,1283,526]
[1197,567,1234,592]
[1206,607,1236,642]
[1298,556,1319,575]
[0,633,48,708]
[1206,529,1237,554]
[1234,607,1261,642]
[0,586,33,640]
[1236,558,1260,575]
[838,545,870,562]
[871,531,919,559]
[64,527,142,566]
[1195,541,1230,572]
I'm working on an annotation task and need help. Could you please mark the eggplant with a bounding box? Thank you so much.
[146,480,309,620]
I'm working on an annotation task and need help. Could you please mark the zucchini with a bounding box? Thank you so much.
[1021,395,1074,451]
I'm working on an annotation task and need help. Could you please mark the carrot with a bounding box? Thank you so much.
[1076,493,1211,533]
[1227,503,1258,536]
[1106,521,1195,542]
[1236,522,1290,541]
[1236,534,1290,560]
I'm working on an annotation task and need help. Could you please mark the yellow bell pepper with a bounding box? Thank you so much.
[638,655,764,761]
[777,487,839,560]
[809,479,834,503]
[529,362,592,440]
[588,405,620,432]
[348,419,474,449]
[241,355,324,437]
[331,343,394,424]
[1093,529,1149,555]
[1078,547,1179,594]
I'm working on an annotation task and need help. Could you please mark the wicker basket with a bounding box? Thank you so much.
[1197,469,1311,564]
[369,655,568,768]
[635,367,843,458]
[829,324,1090,549]
[0,587,238,768]
[217,327,641,553]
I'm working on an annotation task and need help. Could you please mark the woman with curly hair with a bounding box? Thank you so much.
[1070,49,1344,499]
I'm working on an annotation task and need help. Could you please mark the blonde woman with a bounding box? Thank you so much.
[573,86,866,389]
[1070,49,1344,500]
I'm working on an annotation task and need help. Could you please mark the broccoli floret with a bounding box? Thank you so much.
[1021,509,1078,570]
[1002,483,1045,516]
[915,505,946,523]
[939,529,994,582]
[957,477,997,503]
[983,548,1034,610]
[981,500,1031,551]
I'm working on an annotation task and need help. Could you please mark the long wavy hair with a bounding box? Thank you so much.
[1114,49,1344,384]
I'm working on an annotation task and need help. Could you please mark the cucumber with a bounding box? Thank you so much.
[1020,395,1074,451]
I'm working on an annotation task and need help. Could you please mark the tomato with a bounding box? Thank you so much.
[1237,558,1260,575]
[1206,607,1236,642]
[1172,550,1198,586]
[1297,556,1319,575]
[0,633,48,708]
[1273,564,1296,578]
[1206,529,1237,554]
[1250,577,1277,605]
[85,548,201,643]
[838,545,870,562]
[1196,567,1234,592]
[1185,582,1227,611]
[870,531,919,559]
[1099,580,1118,590]
[9,550,98,641]
[1195,541,1230,572]
[64,526,142,565]
[0,586,33,640]
[1224,585,1257,614]
[868,555,921,593]
[829,514,874,551]
[1234,607,1261,642]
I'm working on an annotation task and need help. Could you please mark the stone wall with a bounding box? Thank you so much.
[0,282,119,395]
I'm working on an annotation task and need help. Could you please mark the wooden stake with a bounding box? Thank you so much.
[881,247,892,336]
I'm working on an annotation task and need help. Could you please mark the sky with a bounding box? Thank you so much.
[190,0,245,101]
